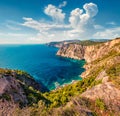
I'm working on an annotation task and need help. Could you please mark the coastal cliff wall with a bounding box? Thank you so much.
[56,38,120,115]
[57,38,120,63]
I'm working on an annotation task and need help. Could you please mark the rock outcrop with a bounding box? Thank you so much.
[57,38,120,63]
[81,82,120,113]
[0,69,46,116]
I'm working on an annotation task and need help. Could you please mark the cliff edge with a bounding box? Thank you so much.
[57,38,120,63]
[56,38,120,115]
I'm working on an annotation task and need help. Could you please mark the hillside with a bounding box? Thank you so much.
[0,38,120,116]
[0,69,48,115]
[55,38,120,115]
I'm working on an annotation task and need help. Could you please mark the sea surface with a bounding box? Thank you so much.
[0,44,85,90]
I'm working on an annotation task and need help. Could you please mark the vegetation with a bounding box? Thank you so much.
[0,59,105,115]
[43,75,102,109]
[106,63,120,88]
[23,85,48,106]
[95,99,106,110]
[0,93,11,101]
[73,40,104,46]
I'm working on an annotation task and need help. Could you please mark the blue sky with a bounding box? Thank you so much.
[0,0,120,44]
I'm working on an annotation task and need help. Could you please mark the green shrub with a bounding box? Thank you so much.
[95,99,106,110]
[1,93,11,101]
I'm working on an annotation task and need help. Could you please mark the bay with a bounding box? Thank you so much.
[0,44,85,90]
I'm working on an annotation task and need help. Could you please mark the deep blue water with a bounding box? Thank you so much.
[0,44,85,90]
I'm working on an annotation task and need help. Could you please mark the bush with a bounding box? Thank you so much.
[95,99,106,110]
[1,93,11,101]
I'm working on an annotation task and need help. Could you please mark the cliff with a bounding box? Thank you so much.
[57,38,120,63]
[55,38,120,115]
[0,69,47,116]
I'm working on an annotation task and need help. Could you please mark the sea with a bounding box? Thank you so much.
[0,44,85,90]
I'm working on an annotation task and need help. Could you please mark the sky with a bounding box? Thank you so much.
[0,0,120,44]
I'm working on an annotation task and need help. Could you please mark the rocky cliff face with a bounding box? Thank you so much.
[0,69,46,116]
[81,82,120,113]
[57,38,120,63]
[56,38,120,115]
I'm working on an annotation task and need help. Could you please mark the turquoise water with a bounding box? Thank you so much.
[0,44,85,90]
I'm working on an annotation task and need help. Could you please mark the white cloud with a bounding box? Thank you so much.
[106,21,116,25]
[94,25,104,29]
[83,3,98,17]
[68,3,98,39]
[69,3,98,29]
[2,2,120,44]
[22,17,70,32]
[44,4,65,23]
[21,17,71,43]
[59,1,67,8]
[93,27,120,39]
[20,2,120,43]
[69,8,83,29]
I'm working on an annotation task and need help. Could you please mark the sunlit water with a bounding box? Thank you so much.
[0,44,85,90]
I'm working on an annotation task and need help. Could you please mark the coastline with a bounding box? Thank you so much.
[52,56,85,90]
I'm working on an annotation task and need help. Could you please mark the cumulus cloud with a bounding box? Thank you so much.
[69,3,98,29]
[83,3,98,17]
[59,1,67,8]
[44,4,65,23]
[68,3,98,39]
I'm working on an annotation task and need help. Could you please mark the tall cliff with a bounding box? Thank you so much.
[56,38,120,115]
[57,38,120,63]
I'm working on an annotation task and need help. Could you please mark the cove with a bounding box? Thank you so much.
[0,44,85,90]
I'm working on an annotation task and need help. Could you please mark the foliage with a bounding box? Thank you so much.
[22,85,48,106]
[92,50,120,65]
[0,93,11,101]
[106,63,120,88]
[95,99,106,110]
[43,75,101,108]
[73,40,104,46]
